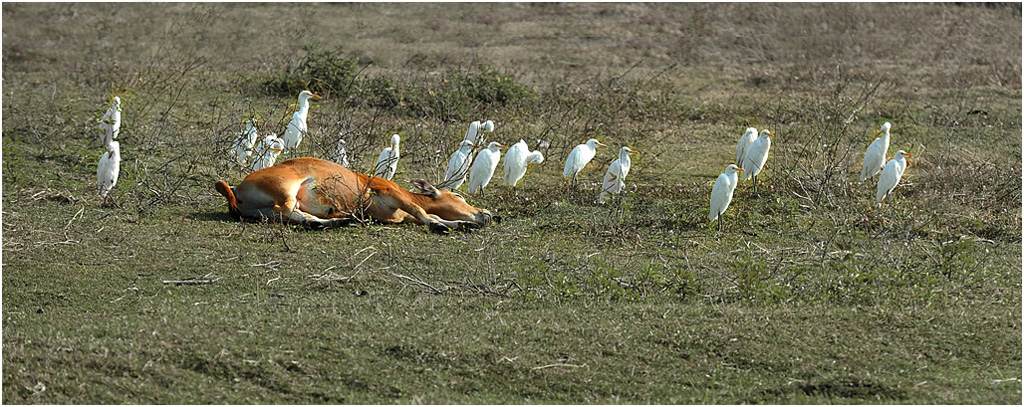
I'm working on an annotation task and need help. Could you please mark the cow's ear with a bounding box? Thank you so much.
[410,179,441,198]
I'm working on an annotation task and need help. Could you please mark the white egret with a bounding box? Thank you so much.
[332,137,350,168]
[463,121,482,142]
[252,134,285,172]
[503,139,545,193]
[735,127,757,170]
[563,138,606,186]
[482,120,495,133]
[599,146,639,204]
[229,117,262,169]
[282,90,320,152]
[709,164,744,232]
[374,133,400,180]
[741,129,773,194]
[859,121,892,183]
[876,150,912,203]
[467,141,508,196]
[98,96,121,149]
[97,140,120,198]
[440,140,479,191]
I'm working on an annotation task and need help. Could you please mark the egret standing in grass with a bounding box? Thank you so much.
[97,140,120,199]
[735,127,757,170]
[374,133,400,180]
[463,121,481,141]
[467,141,508,196]
[282,90,320,153]
[599,146,639,204]
[503,139,545,194]
[859,121,892,183]
[876,150,912,203]
[252,134,285,172]
[563,138,606,186]
[229,117,262,169]
[709,164,744,232]
[741,129,773,194]
[98,96,121,150]
[332,137,350,168]
[440,140,479,191]
[464,119,495,146]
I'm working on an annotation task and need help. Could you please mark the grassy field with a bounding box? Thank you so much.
[2,3,1021,404]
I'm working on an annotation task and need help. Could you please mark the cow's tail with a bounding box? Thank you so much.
[214,180,241,221]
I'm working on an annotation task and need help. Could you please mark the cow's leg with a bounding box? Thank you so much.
[291,177,358,228]
[365,194,474,234]
[272,181,354,229]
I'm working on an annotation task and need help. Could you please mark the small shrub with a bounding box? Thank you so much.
[262,45,361,98]
[452,63,534,106]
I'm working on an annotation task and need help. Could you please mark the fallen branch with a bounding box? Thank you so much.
[390,272,443,295]
[531,363,587,371]
[163,278,220,285]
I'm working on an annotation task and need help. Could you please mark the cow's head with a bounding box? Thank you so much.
[411,179,495,229]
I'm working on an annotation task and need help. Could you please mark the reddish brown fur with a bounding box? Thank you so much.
[214,157,492,233]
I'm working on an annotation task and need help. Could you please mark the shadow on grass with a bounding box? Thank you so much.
[186,211,234,223]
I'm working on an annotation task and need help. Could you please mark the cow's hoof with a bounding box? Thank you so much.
[429,223,451,235]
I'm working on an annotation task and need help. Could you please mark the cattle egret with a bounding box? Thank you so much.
[709,164,744,232]
[463,121,482,143]
[467,141,508,196]
[482,120,496,133]
[599,146,639,204]
[98,96,121,149]
[229,117,262,169]
[252,134,285,171]
[735,127,757,170]
[503,139,545,193]
[440,140,479,191]
[97,140,120,198]
[282,90,320,152]
[859,122,892,183]
[741,129,773,194]
[374,134,400,180]
[876,150,912,203]
[563,138,606,185]
[332,137,350,168]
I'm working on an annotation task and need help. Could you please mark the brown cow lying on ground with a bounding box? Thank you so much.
[214,157,494,234]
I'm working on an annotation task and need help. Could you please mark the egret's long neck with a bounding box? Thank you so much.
[297,97,310,117]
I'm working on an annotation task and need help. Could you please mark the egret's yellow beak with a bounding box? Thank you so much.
[737,168,745,172]
[313,94,321,99]
[905,153,913,157]
[598,142,607,147]
[500,145,509,149]
[630,149,639,154]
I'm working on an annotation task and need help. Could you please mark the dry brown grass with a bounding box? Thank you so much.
[2,3,1021,404]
